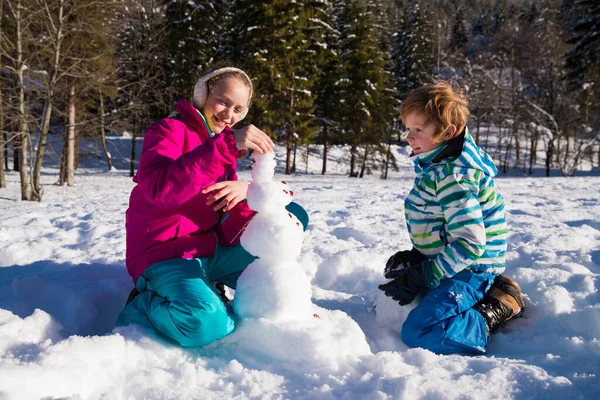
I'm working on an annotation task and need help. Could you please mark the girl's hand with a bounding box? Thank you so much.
[233,124,275,154]
[202,180,250,212]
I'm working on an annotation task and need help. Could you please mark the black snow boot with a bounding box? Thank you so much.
[474,275,525,335]
[212,281,231,303]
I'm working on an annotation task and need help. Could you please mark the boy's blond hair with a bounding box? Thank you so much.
[400,81,469,142]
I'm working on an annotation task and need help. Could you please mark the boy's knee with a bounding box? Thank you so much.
[401,317,423,349]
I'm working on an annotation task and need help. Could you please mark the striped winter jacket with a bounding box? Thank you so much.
[404,128,508,281]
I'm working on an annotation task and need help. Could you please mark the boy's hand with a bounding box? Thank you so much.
[378,263,428,305]
[384,248,427,279]
[379,259,442,306]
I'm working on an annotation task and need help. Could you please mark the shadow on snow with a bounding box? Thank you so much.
[0,260,132,337]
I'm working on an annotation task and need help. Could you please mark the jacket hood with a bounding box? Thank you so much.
[413,127,498,177]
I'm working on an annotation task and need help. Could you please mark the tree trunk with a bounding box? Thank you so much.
[512,120,520,168]
[59,124,67,183]
[0,68,4,188]
[32,99,52,200]
[75,133,79,169]
[495,123,503,166]
[305,144,309,174]
[61,83,76,186]
[13,129,19,172]
[321,125,328,175]
[503,134,512,173]
[285,76,296,175]
[285,131,292,175]
[130,118,137,177]
[563,126,570,171]
[546,138,554,177]
[555,131,561,167]
[291,139,297,173]
[349,142,357,177]
[383,130,392,180]
[0,0,4,188]
[99,92,113,171]
[529,132,536,175]
[18,132,28,199]
[67,83,76,185]
[3,131,7,171]
[475,116,481,146]
[16,0,29,200]
[32,0,64,201]
[359,144,369,178]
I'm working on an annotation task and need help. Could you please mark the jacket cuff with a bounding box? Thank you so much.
[222,129,244,159]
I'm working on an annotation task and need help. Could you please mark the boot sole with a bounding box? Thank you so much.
[493,275,525,319]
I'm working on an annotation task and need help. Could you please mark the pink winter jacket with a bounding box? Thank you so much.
[125,100,256,283]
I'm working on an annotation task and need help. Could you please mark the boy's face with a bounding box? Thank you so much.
[404,112,441,155]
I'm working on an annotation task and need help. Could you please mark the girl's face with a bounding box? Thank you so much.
[202,77,250,134]
[403,112,442,155]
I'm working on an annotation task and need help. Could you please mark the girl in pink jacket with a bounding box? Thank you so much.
[116,66,309,347]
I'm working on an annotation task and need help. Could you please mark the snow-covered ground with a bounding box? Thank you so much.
[0,138,598,399]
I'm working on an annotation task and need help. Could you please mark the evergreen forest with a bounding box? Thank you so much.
[1,0,599,200]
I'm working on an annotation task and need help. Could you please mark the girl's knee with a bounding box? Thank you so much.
[168,300,235,347]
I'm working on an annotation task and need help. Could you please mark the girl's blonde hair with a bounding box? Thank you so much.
[206,69,253,105]
[400,81,469,142]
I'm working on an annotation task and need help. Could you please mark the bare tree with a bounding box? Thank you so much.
[98,91,112,171]
[58,81,75,185]
[29,0,66,198]
[4,0,32,199]
[0,0,6,188]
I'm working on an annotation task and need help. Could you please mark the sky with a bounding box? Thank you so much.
[0,134,598,399]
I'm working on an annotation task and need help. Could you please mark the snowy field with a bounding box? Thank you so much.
[0,139,599,399]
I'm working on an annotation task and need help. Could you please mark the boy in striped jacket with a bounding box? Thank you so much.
[379,81,525,354]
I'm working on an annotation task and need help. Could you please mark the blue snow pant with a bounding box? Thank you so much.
[401,269,497,355]
[116,202,309,347]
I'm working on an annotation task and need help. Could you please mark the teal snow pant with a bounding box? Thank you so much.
[116,202,309,347]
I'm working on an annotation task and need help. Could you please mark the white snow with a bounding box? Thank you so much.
[0,137,599,399]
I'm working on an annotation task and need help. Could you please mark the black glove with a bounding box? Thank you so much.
[378,262,429,306]
[384,248,427,279]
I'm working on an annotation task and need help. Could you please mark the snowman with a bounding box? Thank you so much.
[224,152,372,373]
[233,151,313,321]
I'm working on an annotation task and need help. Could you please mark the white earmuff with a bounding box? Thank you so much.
[193,67,252,121]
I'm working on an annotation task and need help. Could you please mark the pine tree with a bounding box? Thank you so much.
[392,0,435,99]
[366,0,400,179]
[115,0,168,177]
[450,7,469,52]
[230,0,329,174]
[336,0,388,177]
[308,0,339,175]
[163,0,224,103]
[563,0,600,91]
